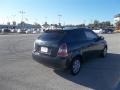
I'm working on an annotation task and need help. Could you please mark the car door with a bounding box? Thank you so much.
[83,29,101,58]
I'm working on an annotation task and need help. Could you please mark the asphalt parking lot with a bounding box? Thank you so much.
[0,33,120,90]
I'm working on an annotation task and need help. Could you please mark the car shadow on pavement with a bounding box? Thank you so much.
[54,53,120,90]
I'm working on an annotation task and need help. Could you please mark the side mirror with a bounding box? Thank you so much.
[98,36,104,40]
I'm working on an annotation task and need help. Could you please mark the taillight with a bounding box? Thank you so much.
[57,43,68,57]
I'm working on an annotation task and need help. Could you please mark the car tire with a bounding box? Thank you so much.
[70,57,81,75]
[100,47,107,57]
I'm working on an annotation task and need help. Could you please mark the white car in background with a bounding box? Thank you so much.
[10,29,17,33]
[32,29,41,34]
[17,29,26,34]
[93,29,103,34]
[32,30,37,34]
[17,29,21,33]
[25,29,32,34]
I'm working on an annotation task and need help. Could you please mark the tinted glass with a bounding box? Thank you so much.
[84,30,98,40]
[38,32,65,41]
[65,30,86,42]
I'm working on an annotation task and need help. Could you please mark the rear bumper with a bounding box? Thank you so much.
[32,51,69,69]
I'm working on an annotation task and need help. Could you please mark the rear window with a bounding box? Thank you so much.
[38,32,65,41]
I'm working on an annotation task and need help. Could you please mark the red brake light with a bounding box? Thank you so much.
[57,43,68,57]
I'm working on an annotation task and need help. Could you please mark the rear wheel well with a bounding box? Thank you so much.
[70,55,82,75]
[72,55,83,63]
[66,55,83,69]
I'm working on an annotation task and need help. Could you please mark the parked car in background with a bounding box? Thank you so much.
[93,29,103,34]
[17,29,26,34]
[32,28,107,75]
[25,29,32,34]
[102,29,114,34]
[114,29,120,33]
[10,29,17,33]
[32,30,37,34]
[17,29,21,33]
[2,28,11,33]
[32,29,41,34]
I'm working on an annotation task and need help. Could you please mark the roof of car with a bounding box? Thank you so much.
[44,28,90,33]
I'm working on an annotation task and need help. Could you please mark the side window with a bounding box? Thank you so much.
[84,30,98,40]
[65,30,86,42]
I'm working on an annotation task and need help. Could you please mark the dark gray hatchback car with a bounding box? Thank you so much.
[32,28,107,75]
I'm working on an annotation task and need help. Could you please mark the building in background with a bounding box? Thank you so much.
[114,14,120,32]
[114,14,120,22]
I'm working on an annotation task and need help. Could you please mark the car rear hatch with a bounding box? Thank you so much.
[34,31,66,57]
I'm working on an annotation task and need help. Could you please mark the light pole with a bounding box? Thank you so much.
[83,20,86,25]
[20,11,26,30]
[58,14,62,24]
[11,15,16,22]
[45,17,48,23]
[20,10,26,22]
